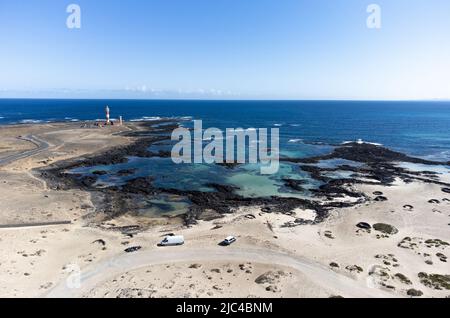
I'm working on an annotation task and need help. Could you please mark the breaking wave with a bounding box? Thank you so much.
[342,139,383,146]
[19,119,44,124]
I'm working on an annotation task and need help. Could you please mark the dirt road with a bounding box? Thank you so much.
[0,135,50,167]
[47,247,395,298]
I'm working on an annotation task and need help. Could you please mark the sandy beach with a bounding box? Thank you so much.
[0,122,449,298]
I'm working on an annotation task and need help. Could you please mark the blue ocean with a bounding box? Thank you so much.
[2,99,450,216]
[1,99,450,160]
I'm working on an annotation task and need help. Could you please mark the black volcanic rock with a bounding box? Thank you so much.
[117,169,137,176]
[299,165,330,182]
[332,143,440,164]
[217,162,241,169]
[312,179,364,199]
[407,289,423,297]
[373,223,398,235]
[205,183,240,194]
[283,178,306,192]
[92,239,106,246]
[80,176,97,187]
[122,177,156,195]
[291,143,447,165]
[92,170,108,176]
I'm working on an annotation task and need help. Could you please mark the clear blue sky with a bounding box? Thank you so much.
[0,0,449,100]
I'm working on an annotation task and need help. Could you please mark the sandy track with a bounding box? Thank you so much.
[0,135,50,167]
[47,247,395,298]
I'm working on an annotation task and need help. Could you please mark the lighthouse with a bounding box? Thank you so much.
[105,105,110,124]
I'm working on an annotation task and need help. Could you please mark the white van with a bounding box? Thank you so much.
[159,235,185,247]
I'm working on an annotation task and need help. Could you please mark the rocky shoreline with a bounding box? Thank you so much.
[37,121,450,228]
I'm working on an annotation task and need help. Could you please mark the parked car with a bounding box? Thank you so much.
[221,236,237,246]
[159,235,185,247]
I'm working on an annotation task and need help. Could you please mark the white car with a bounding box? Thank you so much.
[222,236,237,246]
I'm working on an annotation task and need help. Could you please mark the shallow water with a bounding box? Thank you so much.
[72,156,315,199]
[396,162,450,174]
[137,195,191,217]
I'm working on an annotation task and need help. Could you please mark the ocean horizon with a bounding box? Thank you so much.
[1,99,450,161]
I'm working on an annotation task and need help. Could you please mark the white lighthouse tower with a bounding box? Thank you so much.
[105,105,110,124]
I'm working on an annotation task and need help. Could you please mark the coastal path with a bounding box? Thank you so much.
[0,135,50,167]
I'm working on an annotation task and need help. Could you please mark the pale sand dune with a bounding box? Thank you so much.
[0,123,449,298]
[85,262,333,298]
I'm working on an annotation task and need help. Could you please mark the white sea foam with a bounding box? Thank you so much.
[95,118,118,122]
[198,136,234,142]
[274,124,283,127]
[342,139,382,146]
[420,151,450,163]
[130,115,193,122]
[20,119,44,124]
[130,116,162,122]
[289,139,303,143]
[63,117,80,122]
